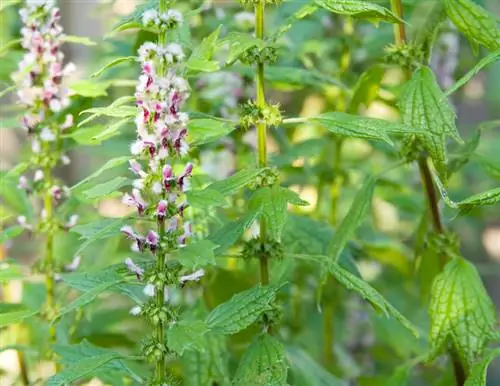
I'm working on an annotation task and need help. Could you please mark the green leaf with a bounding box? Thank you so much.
[46,353,124,386]
[0,225,24,244]
[71,156,130,191]
[0,261,25,282]
[187,188,226,209]
[208,168,266,196]
[0,84,15,98]
[61,35,97,46]
[249,186,308,241]
[399,66,462,178]
[182,332,230,386]
[53,340,141,382]
[271,4,319,41]
[70,80,110,98]
[448,130,481,177]
[78,98,136,127]
[111,0,157,32]
[66,118,130,145]
[0,303,38,328]
[446,50,500,96]
[312,112,401,145]
[55,280,124,321]
[444,0,500,52]
[329,263,420,337]
[0,38,21,57]
[206,285,282,335]
[187,25,221,75]
[0,0,20,12]
[91,56,137,78]
[188,118,236,146]
[167,320,209,355]
[286,346,346,386]
[219,32,264,65]
[233,335,287,386]
[81,177,131,200]
[430,257,496,369]
[327,176,376,264]
[315,0,405,24]
[348,65,385,113]
[457,187,500,209]
[464,348,500,386]
[171,240,218,269]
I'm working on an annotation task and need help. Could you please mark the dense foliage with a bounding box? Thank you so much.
[1,0,499,385]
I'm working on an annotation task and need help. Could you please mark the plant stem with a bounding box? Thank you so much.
[154,1,168,383]
[389,1,466,384]
[43,166,56,345]
[255,1,269,286]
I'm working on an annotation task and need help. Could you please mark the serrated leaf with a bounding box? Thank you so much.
[327,176,376,264]
[464,348,500,386]
[446,50,500,96]
[249,186,308,241]
[315,0,404,24]
[0,304,38,327]
[81,177,131,200]
[167,320,209,355]
[233,335,287,386]
[46,353,123,386]
[286,346,346,386]
[53,340,141,382]
[171,239,218,269]
[182,332,230,386]
[0,225,24,244]
[91,56,137,78]
[187,25,221,75]
[312,112,401,145]
[329,263,419,337]
[430,257,496,369]
[206,285,281,335]
[458,187,500,209]
[188,118,236,146]
[61,35,97,46]
[399,66,461,178]
[444,0,500,52]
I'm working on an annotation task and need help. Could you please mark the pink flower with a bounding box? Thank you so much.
[146,230,160,251]
[122,189,147,215]
[157,200,168,221]
[125,257,144,280]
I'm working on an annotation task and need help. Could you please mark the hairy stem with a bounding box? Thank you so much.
[390,0,466,384]
[154,1,168,382]
[255,1,269,286]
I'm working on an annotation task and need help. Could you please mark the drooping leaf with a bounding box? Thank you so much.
[0,303,38,327]
[46,353,125,386]
[327,176,376,264]
[315,0,404,24]
[53,340,141,383]
[430,257,496,369]
[188,118,236,145]
[444,0,500,52]
[446,50,500,96]
[78,97,136,127]
[329,263,420,337]
[91,56,137,78]
[233,335,287,386]
[286,346,346,386]
[249,186,308,241]
[0,225,24,244]
[206,285,282,335]
[411,0,447,54]
[399,66,462,178]
[167,320,209,355]
[71,156,129,191]
[464,348,500,386]
[348,64,386,113]
[171,239,218,269]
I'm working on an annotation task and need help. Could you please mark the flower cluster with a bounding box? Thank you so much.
[14,1,79,262]
[122,9,203,324]
[142,8,183,31]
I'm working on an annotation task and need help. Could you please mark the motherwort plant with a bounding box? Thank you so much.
[13,0,78,344]
[120,1,203,383]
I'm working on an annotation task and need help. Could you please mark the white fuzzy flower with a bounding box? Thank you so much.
[180,269,205,284]
[130,306,142,316]
[34,169,44,182]
[40,127,55,141]
[234,12,255,28]
[142,9,159,26]
[143,283,156,297]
